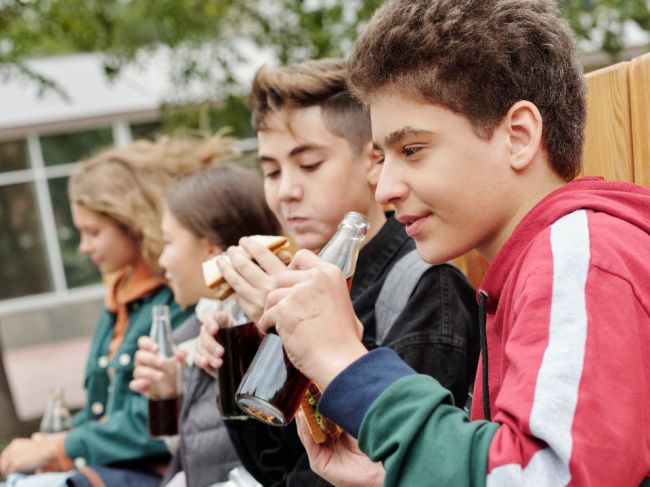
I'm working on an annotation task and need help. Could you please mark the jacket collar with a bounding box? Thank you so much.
[351,213,411,299]
[105,261,165,312]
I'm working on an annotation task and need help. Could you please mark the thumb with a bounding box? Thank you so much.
[288,249,321,271]
[295,410,318,454]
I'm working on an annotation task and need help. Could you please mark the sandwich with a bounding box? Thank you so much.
[300,382,343,444]
[202,235,290,300]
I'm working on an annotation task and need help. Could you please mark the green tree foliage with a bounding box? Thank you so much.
[562,0,650,53]
[0,0,648,132]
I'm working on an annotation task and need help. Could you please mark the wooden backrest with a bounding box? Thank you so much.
[583,53,650,187]
[630,53,650,188]
[582,61,634,181]
[455,52,649,290]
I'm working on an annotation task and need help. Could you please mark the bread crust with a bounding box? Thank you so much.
[202,235,289,300]
[300,383,343,444]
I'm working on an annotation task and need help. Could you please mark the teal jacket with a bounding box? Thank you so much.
[64,285,193,466]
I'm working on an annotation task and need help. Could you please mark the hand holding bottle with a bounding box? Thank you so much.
[260,250,367,389]
[193,311,231,377]
[236,212,370,425]
[146,305,182,437]
[130,336,187,397]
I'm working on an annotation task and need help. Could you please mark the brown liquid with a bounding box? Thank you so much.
[236,331,311,426]
[236,274,355,426]
[148,396,181,436]
[216,322,261,418]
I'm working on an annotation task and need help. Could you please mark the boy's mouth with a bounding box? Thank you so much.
[286,216,309,228]
[397,213,430,237]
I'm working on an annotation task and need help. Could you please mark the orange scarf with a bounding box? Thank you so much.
[104,262,166,358]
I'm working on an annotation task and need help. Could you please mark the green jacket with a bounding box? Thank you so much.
[65,285,193,466]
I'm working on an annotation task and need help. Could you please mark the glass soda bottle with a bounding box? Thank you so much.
[147,304,182,437]
[40,388,72,433]
[215,300,261,420]
[236,211,369,426]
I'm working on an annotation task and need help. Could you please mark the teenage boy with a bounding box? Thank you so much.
[194,58,479,486]
[258,1,650,486]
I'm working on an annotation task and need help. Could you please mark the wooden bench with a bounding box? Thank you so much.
[454,52,650,289]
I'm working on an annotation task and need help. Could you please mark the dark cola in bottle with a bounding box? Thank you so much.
[216,300,262,419]
[147,304,182,437]
[236,211,369,426]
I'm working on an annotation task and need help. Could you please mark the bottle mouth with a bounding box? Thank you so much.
[341,211,370,235]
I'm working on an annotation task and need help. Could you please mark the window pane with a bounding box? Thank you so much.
[48,177,101,288]
[130,121,162,141]
[40,127,113,166]
[0,183,53,299]
[0,139,29,173]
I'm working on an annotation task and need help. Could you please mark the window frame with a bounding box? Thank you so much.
[0,117,256,312]
[0,119,136,310]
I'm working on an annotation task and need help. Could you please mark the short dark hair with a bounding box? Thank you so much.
[349,0,587,181]
[250,59,372,155]
[165,163,281,248]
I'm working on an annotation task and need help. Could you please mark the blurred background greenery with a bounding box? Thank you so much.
[1,0,649,135]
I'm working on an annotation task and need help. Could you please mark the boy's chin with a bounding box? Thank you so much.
[413,242,458,266]
[290,232,329,253]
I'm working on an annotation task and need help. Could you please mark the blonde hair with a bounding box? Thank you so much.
[68,132,239,274]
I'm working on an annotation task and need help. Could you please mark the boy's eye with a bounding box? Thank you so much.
[300,161,323,172]
[403,146,422,157]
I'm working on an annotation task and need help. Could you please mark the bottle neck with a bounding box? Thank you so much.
[318,228,365,279]
[151,319,175,357]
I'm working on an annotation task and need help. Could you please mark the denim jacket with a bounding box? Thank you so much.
[225,214,479,487]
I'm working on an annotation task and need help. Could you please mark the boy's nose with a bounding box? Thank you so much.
[277,174,303,202]
[375,160,407,206]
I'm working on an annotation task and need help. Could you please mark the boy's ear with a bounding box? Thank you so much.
[361,141,383,186]
[204,240,223,258]
[504,100,543,172]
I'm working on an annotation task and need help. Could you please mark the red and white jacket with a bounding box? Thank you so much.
[473,177,650,485]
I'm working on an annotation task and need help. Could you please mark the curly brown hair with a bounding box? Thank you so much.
[348,0,587,181]
[250,59,371,155]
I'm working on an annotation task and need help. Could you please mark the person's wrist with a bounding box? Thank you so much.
[313,341,367,389]
[39,435,60,466]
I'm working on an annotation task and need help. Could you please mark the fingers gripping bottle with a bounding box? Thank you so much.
[236,211,369,426]
[147,304,182,437]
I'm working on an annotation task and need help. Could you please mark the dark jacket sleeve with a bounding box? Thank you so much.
[380,263,479,407]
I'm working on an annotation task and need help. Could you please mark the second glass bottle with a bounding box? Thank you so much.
[235,211,369,426]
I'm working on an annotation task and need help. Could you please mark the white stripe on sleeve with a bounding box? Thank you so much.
[487,209,591,486]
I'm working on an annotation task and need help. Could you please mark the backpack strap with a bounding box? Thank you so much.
[375,248,432,345]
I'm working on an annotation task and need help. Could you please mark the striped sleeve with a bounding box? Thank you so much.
[486,210,649,486]
[359,210,648,485]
